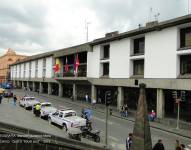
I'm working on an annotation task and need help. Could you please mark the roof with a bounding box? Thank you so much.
[11,43,91,66]
[90,14,191,46]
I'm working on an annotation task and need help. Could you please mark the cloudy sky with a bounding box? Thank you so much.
[0,0,189,56]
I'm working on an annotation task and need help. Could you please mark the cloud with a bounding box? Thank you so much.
[0,0,189,55]
[0,0,49,54]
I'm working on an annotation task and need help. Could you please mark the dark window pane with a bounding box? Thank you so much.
[133,60,144,75]
[134,37,145,54]
[180,27,191,48]
[103,45,110,59]
[103,63,109,76]
[180,55,191,74]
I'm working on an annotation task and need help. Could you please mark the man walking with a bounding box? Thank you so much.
[126,133,133,150]
[13,95,17,106]
[0,94,2,104]
[152,139,165,150]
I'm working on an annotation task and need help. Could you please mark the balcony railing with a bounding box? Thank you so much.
[55,64,87,78]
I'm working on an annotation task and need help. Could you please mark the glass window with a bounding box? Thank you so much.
[180,27,191,48]
[134,37,145,54]
[180,55,191,75]
[103,45,110,59]
[133,60,144,75]
[103,63,109,76]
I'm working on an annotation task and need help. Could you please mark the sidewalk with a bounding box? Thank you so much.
[23,90,191,139]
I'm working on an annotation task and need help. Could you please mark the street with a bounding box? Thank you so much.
[1,89,191,150]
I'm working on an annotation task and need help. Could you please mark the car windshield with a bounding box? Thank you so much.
[64,112,76,117]
[41,104,51,107]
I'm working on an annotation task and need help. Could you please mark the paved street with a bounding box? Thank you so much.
[1,89,191,150]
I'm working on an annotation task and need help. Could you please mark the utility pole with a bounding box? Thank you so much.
[85,21,91,42]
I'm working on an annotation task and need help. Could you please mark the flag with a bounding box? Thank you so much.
[74,53,80,76]
[53,58,60,73]
[65,57,69,72]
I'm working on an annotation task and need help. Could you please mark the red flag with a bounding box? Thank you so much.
[53,64,59,72]
[74,54,80,76]
[65,57,69,72]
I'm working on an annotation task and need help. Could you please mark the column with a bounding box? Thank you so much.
[117,86,124,111]
[157,89,165,119]
[39,82,43,93]
[59,83,63,97]
[73,83,77,101]
[27,82,30,91]
[91,85,97,104]
[22,81,25,89]
[48,83,52,95]
[32,82,35,92]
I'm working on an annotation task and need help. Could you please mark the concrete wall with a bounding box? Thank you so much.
[38,59,43,78]
[110,39,131,78]
[46,57,53,78]
[145,27,178,78]
[87,45,100,78]
[31,61,35,78]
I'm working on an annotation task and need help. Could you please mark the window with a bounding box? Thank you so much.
[103,62,109,76]
[29,62,31,78]
[24,64,26,78]
[133,60,144,75]
[133,37,145,54]
[103,45,110,59]
[180,55,191,75]
[180,27,191,48]
[42,58,46,78]
[35,60,38,77]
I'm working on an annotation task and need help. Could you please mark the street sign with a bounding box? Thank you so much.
[105,91,112,106]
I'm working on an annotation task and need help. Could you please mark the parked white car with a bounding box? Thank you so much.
[19,97,39,110]
[48,109,86,131]
[39,102,57,118]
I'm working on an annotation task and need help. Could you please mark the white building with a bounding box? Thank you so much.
[10,14,191,123]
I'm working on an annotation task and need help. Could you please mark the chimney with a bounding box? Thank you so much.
[105,31,119,38]
[146,21,158,28]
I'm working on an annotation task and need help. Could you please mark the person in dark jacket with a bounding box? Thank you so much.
[152,139,165,150]
[0,95,2,104]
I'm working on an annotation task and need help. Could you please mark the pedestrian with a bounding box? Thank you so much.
[13,95,17,106]
[152,139,165,150]
[0,94,2,104]
[175,140,181,150]
[120,105,125,117]
[126,133,133,150]
[85,93,89,102]
[148,110,156,121]
[124,104,128,117]
[92,97,96,109]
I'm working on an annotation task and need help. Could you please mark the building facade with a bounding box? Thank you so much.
[10,15,191,122]
[0,48,26,83]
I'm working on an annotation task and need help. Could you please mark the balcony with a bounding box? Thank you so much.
[55,63,87,78]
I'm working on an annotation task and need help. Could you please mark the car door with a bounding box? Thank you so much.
[57,112,64,126]
[51,111,59,124]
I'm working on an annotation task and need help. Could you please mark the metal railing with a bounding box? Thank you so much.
[0,121,107,150]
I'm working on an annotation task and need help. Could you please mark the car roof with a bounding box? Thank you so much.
[24,97,35,99]
[59,110,76,113]
[41,102,52,105]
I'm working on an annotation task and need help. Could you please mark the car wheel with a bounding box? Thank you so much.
[94,136,100,143]
[63,124,67,131]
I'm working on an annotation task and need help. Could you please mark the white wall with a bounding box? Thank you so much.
[25,62,29,78]
[110,39,131,78]
[16,65,19,78]
[46,56,53,78]
[38,59,43,78]
[31,61,35,78]
[87,45,100,78]
[145,27,178,78]
[21,64,24,78]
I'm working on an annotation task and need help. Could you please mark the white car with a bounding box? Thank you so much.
[48,109,86,131]
[39,102,57,118]
[19,97,39,110]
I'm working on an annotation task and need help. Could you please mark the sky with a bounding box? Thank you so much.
[0,0,189,56]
